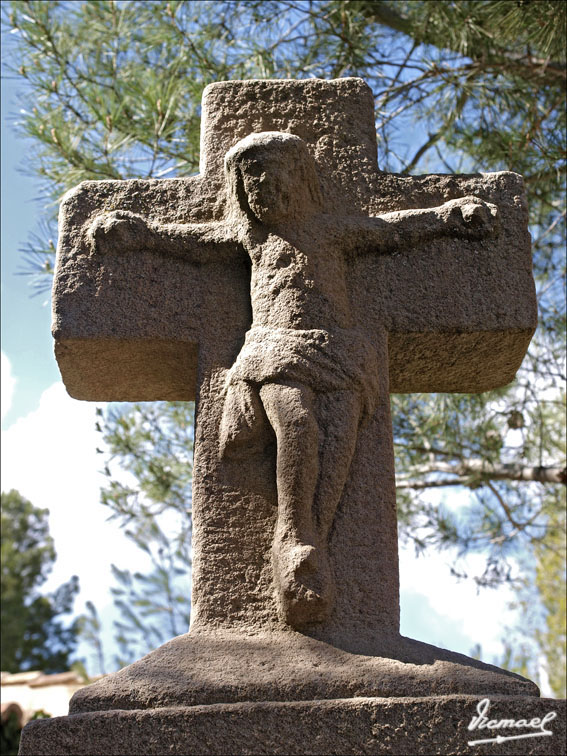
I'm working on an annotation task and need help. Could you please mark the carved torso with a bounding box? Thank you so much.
[246,219,353,331]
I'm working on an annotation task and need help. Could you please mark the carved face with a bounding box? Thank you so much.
[239,154,299,225]
[225,132,321,225]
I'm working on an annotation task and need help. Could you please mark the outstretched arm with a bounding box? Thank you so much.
[344,196,499,256]
[87,210,241,263]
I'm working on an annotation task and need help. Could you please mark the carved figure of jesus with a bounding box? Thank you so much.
[89,131,498,628]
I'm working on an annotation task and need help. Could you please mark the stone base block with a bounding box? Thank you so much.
[63,631,540,713]
[19,695,565,756]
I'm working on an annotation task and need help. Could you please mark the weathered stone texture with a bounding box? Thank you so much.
[65,632,538,715]
[20,696,565,756]
[52,77,536,644]
[53,80,535,403]
[20,77,551,756]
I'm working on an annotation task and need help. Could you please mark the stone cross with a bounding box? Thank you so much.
[53,79,537,705]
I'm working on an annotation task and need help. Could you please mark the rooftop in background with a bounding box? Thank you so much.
[1,670,105,724]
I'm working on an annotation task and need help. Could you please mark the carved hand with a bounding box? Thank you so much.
[440,196,499,238]
[88,210,153,253]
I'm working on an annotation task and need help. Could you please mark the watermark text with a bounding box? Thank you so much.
[467,697,557,746]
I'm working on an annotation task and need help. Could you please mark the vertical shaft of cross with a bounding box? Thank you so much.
[189,326,400,654]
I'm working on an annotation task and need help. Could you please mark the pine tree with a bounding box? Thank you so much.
[1,490,80,673]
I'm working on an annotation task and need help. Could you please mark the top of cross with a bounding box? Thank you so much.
[53,77,536,404]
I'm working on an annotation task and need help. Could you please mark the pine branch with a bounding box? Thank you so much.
[359,1,566,86]
[397,461,566,488]
[402,131,441,173]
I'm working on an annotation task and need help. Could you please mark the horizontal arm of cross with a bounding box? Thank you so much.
[88,210,242,264]
[344,196,498,257]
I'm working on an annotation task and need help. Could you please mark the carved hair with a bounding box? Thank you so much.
[224,131,322,224]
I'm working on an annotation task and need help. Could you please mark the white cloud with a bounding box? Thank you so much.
[399,543,518,660]
[1,381,150,612]
[1,351,16,420]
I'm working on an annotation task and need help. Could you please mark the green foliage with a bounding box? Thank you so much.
[0,708,51,756]
[1,490,80,673]
[2,0,565,673]
[0,710,22,756]
[29,710,51,720]
[532,499,566,696]
[98,403,192,665]
[394,388,566,583]
[490,493,565,698]
[70,658,92,684]
[76,601,106,676]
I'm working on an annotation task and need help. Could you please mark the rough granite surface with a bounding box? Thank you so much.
[52,76,536,645]
[22,78,549,756]
[19,696,565,756]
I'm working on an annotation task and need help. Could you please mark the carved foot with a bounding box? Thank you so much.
[272,537,334,627]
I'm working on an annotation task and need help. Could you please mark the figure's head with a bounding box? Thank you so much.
[224,132,321,225]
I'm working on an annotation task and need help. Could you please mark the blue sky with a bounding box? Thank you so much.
[0,44,534,682]
[1,53,150,670]
[1,73,62,426]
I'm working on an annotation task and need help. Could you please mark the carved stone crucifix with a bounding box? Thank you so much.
[87,130,500,628]
[53,79,538,707]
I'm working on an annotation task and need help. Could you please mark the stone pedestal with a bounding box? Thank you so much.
[19,695,565,756]
[20,631,566,756]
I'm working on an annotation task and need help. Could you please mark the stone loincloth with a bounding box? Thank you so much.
[219,326,379,456]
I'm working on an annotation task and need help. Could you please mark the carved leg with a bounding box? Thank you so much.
[311,390,362,610]
[259,382,330,626]
[314,389,363,542]
[218,380,265,459]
